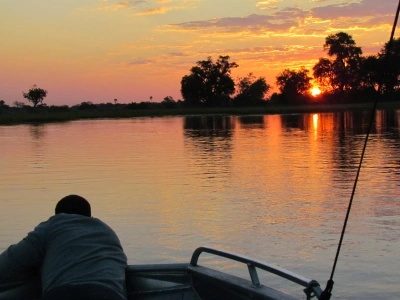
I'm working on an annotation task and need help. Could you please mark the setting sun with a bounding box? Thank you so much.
[311,87,321,97]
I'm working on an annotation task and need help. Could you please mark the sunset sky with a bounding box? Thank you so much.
[0,0,398,106]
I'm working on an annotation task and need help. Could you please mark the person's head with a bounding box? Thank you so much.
[55,195,91,217]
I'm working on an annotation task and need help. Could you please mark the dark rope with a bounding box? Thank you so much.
[320,2,400,299]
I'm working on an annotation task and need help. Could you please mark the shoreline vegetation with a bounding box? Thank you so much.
[2,32,399,126]
[1,101,400,126]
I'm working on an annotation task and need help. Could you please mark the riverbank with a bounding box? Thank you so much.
[1,101,400,125]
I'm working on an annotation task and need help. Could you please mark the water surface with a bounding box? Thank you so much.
[1,111,400,299]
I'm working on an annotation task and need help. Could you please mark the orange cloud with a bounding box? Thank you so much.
[256,0,281,10]
[136,6,170,15]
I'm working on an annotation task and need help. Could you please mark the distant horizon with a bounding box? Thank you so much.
[1,0,398,106]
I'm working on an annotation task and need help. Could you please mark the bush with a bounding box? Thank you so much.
[79,102,97,110]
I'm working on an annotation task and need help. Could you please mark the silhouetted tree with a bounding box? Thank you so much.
[358,55,381,91]
[0,100,8,110]
[181,55,238,107]
[13,101,25,108]
[276,67,312,104]
[378,37,400,93]
[324,32,362,63]
[161,96,176,108]
[233,73,270,106]
[313,58,337,93]
[314,32,363,93]
[79,101,97,110]
[22,85,48,107]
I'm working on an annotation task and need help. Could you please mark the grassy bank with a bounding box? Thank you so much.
[1,102,399,125]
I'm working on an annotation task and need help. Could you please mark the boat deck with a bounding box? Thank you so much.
[126,247,322,300]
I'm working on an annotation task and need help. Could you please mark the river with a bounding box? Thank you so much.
[1,111,399,299]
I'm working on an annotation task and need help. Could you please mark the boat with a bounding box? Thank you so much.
[0,246,321,300]
[0,245,321,300]
[125,246,322,300]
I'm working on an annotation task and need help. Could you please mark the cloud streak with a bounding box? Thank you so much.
[168,9,309,34]
[136,7,170,15]
[96,0,146,11]
[128,58,154,65]
[95,0,199,15]
[256,0,281,10]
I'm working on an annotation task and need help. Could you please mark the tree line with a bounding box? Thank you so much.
[1,31,398,111]
[181,32,400,106]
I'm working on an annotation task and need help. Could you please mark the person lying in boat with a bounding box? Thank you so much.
[0,194,127,300]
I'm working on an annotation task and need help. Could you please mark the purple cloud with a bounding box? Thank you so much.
[312,0,397,20]
[170,9,310,33]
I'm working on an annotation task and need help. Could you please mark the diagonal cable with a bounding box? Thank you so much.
[320,1,400,299]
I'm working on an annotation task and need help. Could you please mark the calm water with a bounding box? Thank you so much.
[1,111,400,299]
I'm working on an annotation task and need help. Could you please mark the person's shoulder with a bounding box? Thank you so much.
[45,214,96,227]
[90,217,116,231]
[45,214,115,233]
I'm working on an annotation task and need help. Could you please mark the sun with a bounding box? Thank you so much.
[311,87,321,97]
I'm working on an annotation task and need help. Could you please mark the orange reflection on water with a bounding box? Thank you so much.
[312,113,318,141]
[232,115,331,231]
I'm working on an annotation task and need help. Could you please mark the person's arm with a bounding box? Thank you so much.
[0,221,47,282]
